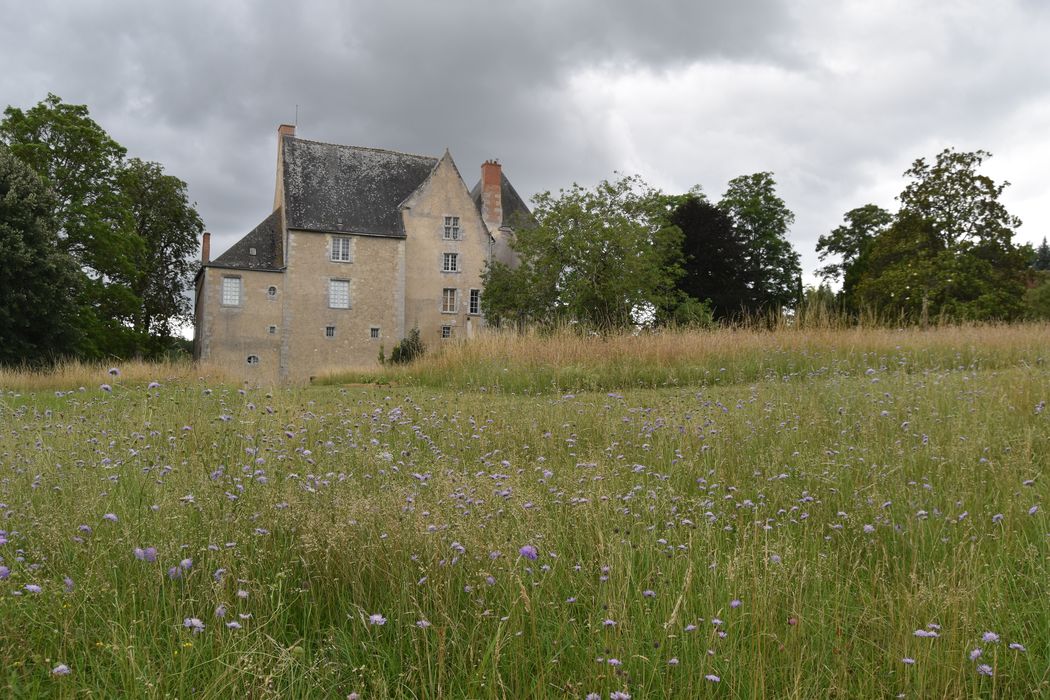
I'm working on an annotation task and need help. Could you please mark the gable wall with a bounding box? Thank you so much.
[402,157,491,344]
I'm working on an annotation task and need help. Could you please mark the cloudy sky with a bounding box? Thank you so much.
[3,0,1048,286]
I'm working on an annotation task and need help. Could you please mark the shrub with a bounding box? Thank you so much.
[389,328,425,364]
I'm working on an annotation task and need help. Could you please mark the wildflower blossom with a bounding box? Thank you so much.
[730,599,742,608]
[369,613,387,626]
[24,584,42,593]
[970,648,982,660]
[705,674,721,683]
[1009,643,1026,652]
[108,367,120,377]
[977,664,993,677]
[183,618,205,634]
[51,664,71,676]
[902,657,915,665]
[914,629,939,638]
[519,545,538,560]
[102,513,118,522]
[981,631,999,643]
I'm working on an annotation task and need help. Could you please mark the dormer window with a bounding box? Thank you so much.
[443,216,460,240]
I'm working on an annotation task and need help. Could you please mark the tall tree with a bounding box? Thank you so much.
[0,146,82,364]
[1,94,143,356]
[1034,237,1050,271]
[482,174,682,330]
[667,193,749,320]
[119,158,204,356]
[852,149,1027,321]
[717,172,801,314]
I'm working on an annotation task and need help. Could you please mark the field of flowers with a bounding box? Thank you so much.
[1,332,1047,698]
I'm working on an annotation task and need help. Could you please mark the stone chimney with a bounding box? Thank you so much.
[278,124,296,139]
[202,231,211,264]
[274,124,295,210]
[480,159,502,232]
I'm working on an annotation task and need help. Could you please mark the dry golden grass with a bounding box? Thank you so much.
[0,358,232,392]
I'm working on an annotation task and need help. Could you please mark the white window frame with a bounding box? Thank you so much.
[442,288,458,314]
[221,276,242,306]
[443,215,460,240]
[328,279,350,309]
[442,252,459,272]
[469,288,480,315]
[331,236,353,263]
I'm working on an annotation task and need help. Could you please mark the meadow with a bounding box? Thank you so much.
[0,325,1047,698]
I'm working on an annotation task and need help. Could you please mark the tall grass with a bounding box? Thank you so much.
[316,322,1050,392]
[0,358,231,392]
[0,327,1046,697]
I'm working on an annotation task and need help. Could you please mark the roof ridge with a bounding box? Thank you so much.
[286,135,438,162]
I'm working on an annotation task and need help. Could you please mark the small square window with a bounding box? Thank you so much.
[267,285,278,299]
[329,279,350,309]
[221,277,241,306]
[325,326,336,338]
[442,252,459,272]
[443,216,460,240]
[331,237,352,262]
[249,247,257,256]
[370,327,380,339]
[268,325,277,335]
[469,288,480,315]
[442,288,458,313]
[441,325,453,339]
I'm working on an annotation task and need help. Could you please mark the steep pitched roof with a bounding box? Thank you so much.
[470,172,532,228]
[282,136,439,237]
[210,208,284,271]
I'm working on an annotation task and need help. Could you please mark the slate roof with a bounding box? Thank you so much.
[209,208,284,271]
[282,136,439,237]
[470,172,533,228]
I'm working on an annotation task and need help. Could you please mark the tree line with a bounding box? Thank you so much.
[484,148,1049,329]
[1,94,203,365]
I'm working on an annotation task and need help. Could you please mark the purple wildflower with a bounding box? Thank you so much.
[226,621,242,629]
[730,598,742,608]
[416,619,431,629]
[914,629,939,638]
[642,589,656,598]
[63,577,74,592]
[24,584,42,594]
[107,367,120,377]
[610,692,631,700]
[100,384,112,392]
[52,664,71,676]
[603,619,617,627]
[519,545,538,560]
[668,658,679,666]
[705,674,721,683]
[102,513,118,523]
[183,617,205,634]
[215,605,226,618]
[902,657,915,665]
[179,558,192,570]
[970,648,982,660]
[977,664,993,677]
[237,589,249,599]
[1009,643,1026,652]
[148,381,161,390]
[369,613,387,626]
[981,631,999,643]
[0,566,9,580]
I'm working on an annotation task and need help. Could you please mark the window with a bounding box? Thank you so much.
[331,237,352,262]
[442,252,459,272]
[329,279,350,309]
[441,325,453,339]
[443,215,460,240]
[246,355,260,365]
[325,326,336,338]
[469,289,480,315]
[267,285,278,299]
[442,288,458,313]
[268,325,277,335]
[370,327,380,339]
[221,277,241,306]
[249,247,257,256]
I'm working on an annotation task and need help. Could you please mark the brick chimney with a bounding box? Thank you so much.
[278,124,295,138]
[480,159,502,231]
[202,231,211,264]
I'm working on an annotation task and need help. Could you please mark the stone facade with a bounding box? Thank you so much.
[194,126,528,383]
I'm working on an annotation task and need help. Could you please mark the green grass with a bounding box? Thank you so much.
[1,328,1048,698]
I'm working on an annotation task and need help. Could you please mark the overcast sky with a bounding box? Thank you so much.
[3,0,1049,286]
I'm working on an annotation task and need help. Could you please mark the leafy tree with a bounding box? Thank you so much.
[1,94,143,356]
[717,172,802,313]
[482,174,683,330]
[666,193,750,321]
[1023,272,1050,320]
[816,204,892,309]
[852,149,1027,321]
[1034,237,1050,271]
[119,158,203,356]
[0,146,82,364]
